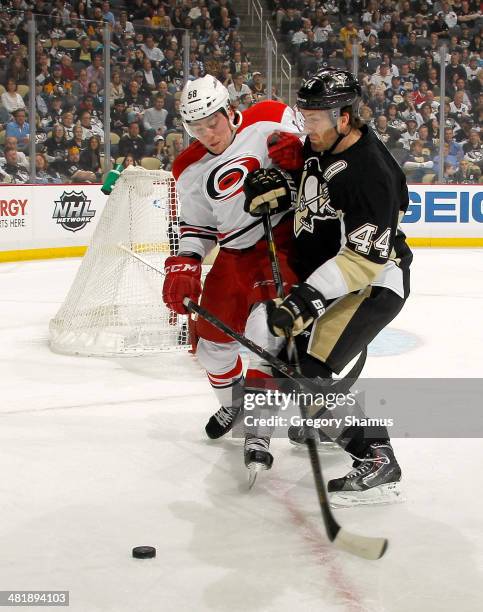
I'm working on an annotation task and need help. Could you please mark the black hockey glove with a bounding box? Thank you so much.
[267,283,327,337]
[244,168,297,217]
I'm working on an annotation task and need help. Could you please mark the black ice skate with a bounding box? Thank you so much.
[288,424,340,451]
[244,435,273,489]
[328,443,403,508]
[205,405,241,439]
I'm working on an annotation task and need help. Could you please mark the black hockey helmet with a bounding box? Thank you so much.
[296,68,361,110]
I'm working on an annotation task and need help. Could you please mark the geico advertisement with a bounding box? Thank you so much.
[402,185,483,238]
[0,184,107,250]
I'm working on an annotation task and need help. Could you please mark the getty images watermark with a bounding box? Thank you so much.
[231,378,483,439]
[243,389,393,429]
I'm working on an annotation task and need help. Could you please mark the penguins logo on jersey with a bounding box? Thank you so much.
[294,158,345,236]
[205,155,261,202]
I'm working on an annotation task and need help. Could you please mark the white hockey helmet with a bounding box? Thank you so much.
[180,76,231,134]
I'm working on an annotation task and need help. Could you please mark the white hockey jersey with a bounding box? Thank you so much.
[172,101,301,258]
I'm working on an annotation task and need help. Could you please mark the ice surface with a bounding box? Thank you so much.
[0,250,482,612]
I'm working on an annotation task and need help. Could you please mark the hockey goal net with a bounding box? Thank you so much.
[49,167,191,356]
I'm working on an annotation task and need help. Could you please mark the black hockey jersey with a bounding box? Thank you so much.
[293,125,412,300]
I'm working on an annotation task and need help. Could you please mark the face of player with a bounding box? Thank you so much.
[189,110,234,155]
[299,109,340,152]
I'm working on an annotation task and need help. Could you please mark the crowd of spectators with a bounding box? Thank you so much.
[0,0,481,185]
[271,0,482,183]
[0,0,272,184]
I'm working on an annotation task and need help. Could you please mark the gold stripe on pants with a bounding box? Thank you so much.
[308,286,372,364]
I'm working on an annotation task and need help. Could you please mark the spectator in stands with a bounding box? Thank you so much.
[79,135,102,179]
[109,71,126,107]
[166,57,184,91]
[368,87,389,117]
[121,153,138,169]
[370,63,392,89]
[463,129,482,155]
[165,98,183,134]
[143,95,168,141]
[141,58,161,93]
[6,54,27,85]
[339,17,359,45]
[280,8,303,41]
[79,110,104,143]
[6,109,29,152]
[1,78,25,114]
[248,71,266,101]
[43,63,70,100]
[444,127,464,161]
[43,123,68,168]
[433,142,460,171]
[67,124,85,152]
[86,55,105,90]
[449,90,471,120]
[152,135,170,170]
[401,117,420,150]
[60,111,75,141]
[71,68,90,100]
[141,33,165,65]
[227,72,252,103]
[74,36,93,67]
[404,32,423,58]
[455,158,482,183]
[0,146,29,183]
[157,81,175,115]
[125,79,150,123]
[60,146,97,183]
[118,121,145,161]
[111,98,129,137]
[446,50,468,86]
[0,136,28,168]
[417,124,436,155]
[374,114,401,149]
[403,139,435,181]
[35,152,62,184]
[314,15,333,42]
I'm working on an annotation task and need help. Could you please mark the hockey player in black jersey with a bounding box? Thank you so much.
[243,68,413,506]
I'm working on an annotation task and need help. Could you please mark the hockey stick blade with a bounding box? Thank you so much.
[117,242,166,275]
[333,528,388,561]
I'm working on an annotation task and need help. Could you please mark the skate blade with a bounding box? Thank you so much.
[247,462,268,490]
[289,439,341,452]
[329,482,405,509]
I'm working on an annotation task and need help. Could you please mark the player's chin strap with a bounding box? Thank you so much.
[326,107,352,154]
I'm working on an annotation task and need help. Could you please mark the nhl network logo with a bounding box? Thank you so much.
[53,190,95,232]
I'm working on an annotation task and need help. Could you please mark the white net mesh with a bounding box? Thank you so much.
[49,167,190,356]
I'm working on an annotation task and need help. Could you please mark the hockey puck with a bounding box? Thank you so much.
[132,546,156,559]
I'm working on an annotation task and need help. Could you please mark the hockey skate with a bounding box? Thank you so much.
[205,404,241,439]
[328,443,404,508]
[244,435,273,489]
[288,424,340,451]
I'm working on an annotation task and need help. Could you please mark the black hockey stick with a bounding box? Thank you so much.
[184,298,388,561]
[261,212,301,369]
[119,243,387,558]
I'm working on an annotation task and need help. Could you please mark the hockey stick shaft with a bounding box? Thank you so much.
[261,213,301,371]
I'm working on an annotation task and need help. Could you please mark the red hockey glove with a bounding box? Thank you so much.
[163,255,202,314]
[267,131,304,171]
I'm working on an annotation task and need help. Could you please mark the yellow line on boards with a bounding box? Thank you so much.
[1,238,483,263]
[407,238,483,247]
[0,247,87,262]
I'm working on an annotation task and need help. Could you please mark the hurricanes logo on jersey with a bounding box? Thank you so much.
[205,155,261,202]
[294,158,342,236]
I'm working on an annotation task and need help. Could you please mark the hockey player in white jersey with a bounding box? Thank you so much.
[162,76,301,475]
